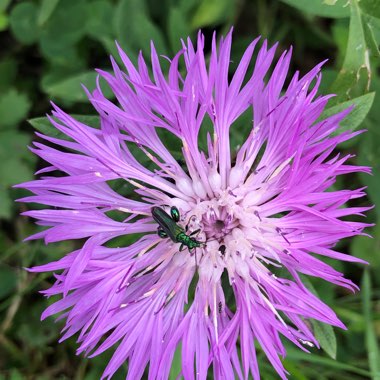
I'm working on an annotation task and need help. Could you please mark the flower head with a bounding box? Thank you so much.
[18,30,370,379]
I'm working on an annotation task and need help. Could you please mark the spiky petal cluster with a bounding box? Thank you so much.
[18,30,371,379]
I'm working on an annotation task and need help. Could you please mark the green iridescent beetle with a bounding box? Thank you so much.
[151,206,203,251]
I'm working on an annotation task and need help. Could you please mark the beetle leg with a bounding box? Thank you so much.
[157,227,167,238]
[179,243,184,251]
[189,228,200,237]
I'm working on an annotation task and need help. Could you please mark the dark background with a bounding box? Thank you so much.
[0,0,379,379]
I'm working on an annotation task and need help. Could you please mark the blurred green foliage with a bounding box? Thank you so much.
[0,0,379,379]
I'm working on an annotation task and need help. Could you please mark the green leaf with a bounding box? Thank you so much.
[0,89,31,128]
[342,2,369,71]
[359,0,380,19]
[279,0,350,18]
[229,107,252,149]
[299,276,338,358]
[16,320,58,348]
[42,71,113,102]
[362,14,380,59]
[0,128,34,213]
[0,0,11,12]
[332,19,350,68]
[38,0,87,60]
[358,91,380,218]
[0,58,17,91]
[366,11,380,44]
[37,0,60,27]
[0,11,8,31]
[320,92,375,135]
[168,7,191,52]
[282,359,308,380]
[330,0,372,103]
[0,186,12,219]
[115,0,167,57]
[178,0,199,14]
[286,347,373,377]
[0,131,33,165]
[29,115,100,140]
[9,369,23,380]
[40,44,84,68]
[169,344,182,380]
[0,265,17,298]
[351,227,380,271]
[85,0,115,39]
[310,320,337,359]
[0,159,33,186]
[361,271,380,380]
[9,1,39,44]
[190,0,234,29]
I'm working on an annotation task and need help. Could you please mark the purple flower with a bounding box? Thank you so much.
[18,30,371,379]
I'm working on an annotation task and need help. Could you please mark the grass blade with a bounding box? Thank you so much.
[362,270,380,380]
